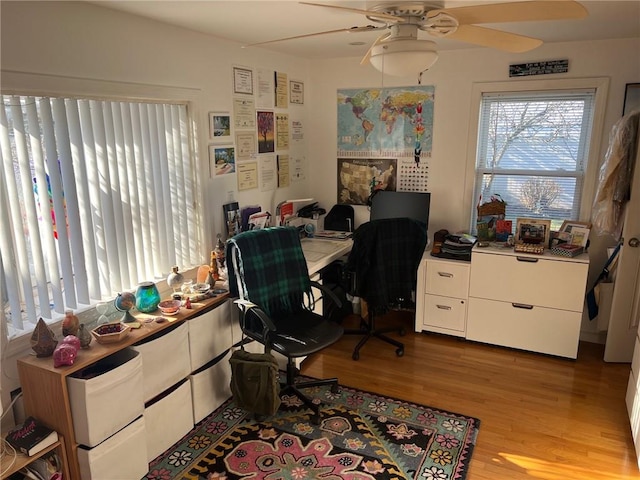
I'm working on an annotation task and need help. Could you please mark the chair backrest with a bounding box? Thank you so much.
[347,217,427,314]
[227,227,311,317]
[324,204,355,232]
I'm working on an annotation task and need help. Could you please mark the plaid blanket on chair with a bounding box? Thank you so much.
[227,227,312,317]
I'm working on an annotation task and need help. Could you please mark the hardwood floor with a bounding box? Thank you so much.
[301,312,640,480]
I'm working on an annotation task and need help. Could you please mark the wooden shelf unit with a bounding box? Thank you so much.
[16,293,228,480]
[1,435,70,479]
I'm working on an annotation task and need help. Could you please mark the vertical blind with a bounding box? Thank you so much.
[472,89,596,229]
[1,95,202,337]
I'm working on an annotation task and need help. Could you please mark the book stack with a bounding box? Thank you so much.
[5,416,58,457]
[437,233,477,262]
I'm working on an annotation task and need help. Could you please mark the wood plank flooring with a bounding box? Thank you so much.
[300,312,639,480]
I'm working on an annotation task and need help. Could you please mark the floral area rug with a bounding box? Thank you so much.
[144,380,480,480]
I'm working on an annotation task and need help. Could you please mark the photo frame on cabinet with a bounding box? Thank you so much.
[560,220,591,247]
[623,83,640,116]
[515,218,551,245]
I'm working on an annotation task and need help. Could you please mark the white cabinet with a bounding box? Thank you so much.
[467,246,589,359]
[415,253,470,337]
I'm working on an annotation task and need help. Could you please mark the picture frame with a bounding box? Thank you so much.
[515,218,551,246]
[560,220,591,247]
[208,111,231,140]
[290,80,304,105]
[623,83,640,116]
[233,66,254,95]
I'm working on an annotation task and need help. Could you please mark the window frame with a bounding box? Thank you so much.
[463,77,609,233]
[0,70,207,353]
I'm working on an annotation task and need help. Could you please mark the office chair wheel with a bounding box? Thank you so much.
[352,351,360,361]
[330,383,341,394]
[396,347,404,357]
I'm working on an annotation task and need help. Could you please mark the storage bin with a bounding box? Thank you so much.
[67,348,144,447]
[77,416,147,480]
[188,300,232,371]
[190,351,232,424]
[132,322,191,401]
[145,379,194,462]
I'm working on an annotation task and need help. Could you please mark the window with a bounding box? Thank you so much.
[471,89,597,232]
[1,95,203,339]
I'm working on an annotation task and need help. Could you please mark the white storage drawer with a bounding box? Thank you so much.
[145,379,194,462]
[467,297,581,358]
[67,348,144,447]
[190,351,232,424]
[77,416,148,480]
[189,300,232,372]
[422,294,466,334]
[425,260,469,298]
[470,251,588,311]
[133,322,191,402]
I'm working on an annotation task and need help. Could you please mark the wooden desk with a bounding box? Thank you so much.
[17,293,228,480]
[301,237,352,275]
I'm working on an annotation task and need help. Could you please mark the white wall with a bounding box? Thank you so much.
[1,1,639,402]
[1,0,313,255]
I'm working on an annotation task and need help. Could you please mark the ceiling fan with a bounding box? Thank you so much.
[245,1,588,77]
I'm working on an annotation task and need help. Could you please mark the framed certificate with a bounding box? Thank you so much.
[233,66,254,95]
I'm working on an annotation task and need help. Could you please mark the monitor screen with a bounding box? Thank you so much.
[369,191,431,227]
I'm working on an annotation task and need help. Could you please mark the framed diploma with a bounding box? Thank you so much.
[233,66,254,95]
[290,80,304,105]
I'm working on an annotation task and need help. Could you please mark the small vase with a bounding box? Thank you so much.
[167,266,184,292]
[62,310,79,337]
[30,318,58,358]
[135,281,161,313]
[77,323,92,348]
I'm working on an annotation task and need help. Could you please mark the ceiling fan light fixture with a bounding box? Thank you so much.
[370,39,439,77]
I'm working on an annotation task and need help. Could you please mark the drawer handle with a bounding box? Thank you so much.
[512,303,534,310]
[437,272,453,278]
[436,305,452,310]
[516,256,539,263]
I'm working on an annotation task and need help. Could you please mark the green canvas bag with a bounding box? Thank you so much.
[229,348,281,417]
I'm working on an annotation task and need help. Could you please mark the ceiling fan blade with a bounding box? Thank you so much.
[429,0,587,25]
[243,26,380,48]
[446,24,543,53]
[360,32,392,66]
[300,2,405,23]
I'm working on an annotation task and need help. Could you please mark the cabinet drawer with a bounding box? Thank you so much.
[470,251,588,311]
[190,351,232,424]
[145,379,194,462]
[425,260,469,298]
[466,297,581,358]
[77,416,147,480]
[422,294,466,334]
[189,300,232,372]
[132,322,191,402]
[67,348,144,447]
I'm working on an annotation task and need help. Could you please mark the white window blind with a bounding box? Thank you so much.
[1,95,202,338]
[472,89,596,230]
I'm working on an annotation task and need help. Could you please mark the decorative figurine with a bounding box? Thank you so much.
[77,324,92,348]
[30,318,58,357]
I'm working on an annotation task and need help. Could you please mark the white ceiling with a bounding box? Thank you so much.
[91,1,640,59]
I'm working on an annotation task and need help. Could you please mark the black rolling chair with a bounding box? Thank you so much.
[226,226,344,423]
[345,217,427,360]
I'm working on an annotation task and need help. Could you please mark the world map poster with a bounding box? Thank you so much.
[337,86,434,200]
[337,86,435,158]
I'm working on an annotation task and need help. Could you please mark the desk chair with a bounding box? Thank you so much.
[227,227,344,423]
[345,217,427,360]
